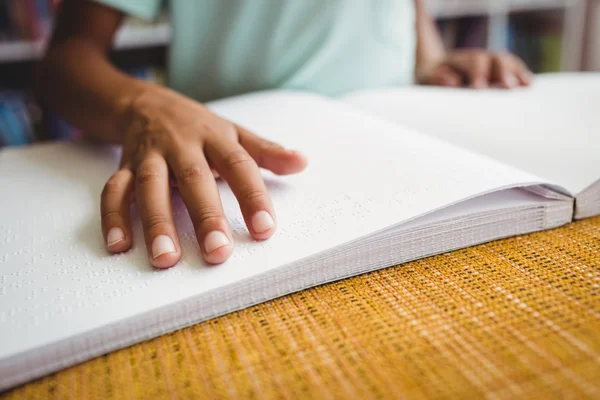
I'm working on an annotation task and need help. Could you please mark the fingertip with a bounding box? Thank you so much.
[150,234,180,269]
[202,230,233,265]
[287,150,309,172]
[471,78,488,89]
[151,251,181,269]
[106,226,131,253]
[251,228,276,241]
[268,150,308,175]
[519,71,533,86]
[204,243,234,265]
[107,239,131,254]
[437,69,462,88]
[443,78,462,88]
[502,74,519,89]
[250,210,276,240]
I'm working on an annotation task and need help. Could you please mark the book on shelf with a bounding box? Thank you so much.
[436,11,566,73]
[509,12,564,73]
[0,91,39,146]
[1,73,598,390]
[0,90,83,146]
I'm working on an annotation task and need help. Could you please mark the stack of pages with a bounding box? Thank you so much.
[0,73,598,390]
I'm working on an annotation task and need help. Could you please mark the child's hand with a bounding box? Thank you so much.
[417,50,533,89]
[101,85,308,268]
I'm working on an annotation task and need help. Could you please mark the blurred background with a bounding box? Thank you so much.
[0,0,598,146]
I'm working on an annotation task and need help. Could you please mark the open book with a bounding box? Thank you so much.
[0,74,597,390]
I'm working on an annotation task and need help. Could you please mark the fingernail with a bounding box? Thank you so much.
[473,79,487,89]
[152,235,176,259]
[204,231,230,253]
[505,74,519,87]
[252,211,275,233]
[107,227,125,247]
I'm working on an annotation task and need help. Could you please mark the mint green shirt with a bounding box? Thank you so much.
[98,0,416,102]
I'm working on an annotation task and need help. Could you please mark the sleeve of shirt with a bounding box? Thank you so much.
[92,0,161,20]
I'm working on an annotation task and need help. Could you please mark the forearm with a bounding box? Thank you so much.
[414,0,446,78]
[34,39,149,144]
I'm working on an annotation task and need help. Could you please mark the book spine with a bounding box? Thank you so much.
[0,103,27,146]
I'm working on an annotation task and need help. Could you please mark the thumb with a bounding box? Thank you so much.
[236,124,308,175]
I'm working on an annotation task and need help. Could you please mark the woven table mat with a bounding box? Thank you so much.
[3,217,600,399]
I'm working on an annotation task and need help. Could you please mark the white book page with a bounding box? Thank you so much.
[343,73,600,195]
[0,91,544,363]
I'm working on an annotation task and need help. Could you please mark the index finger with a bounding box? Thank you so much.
[205,134,276,241]
[236,124,308,175]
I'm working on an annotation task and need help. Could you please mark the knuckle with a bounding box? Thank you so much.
[101,210,121,222]
[223,122,239,141]
[101,179,120,200]
[191,207,224,227]
[101,170,130,200]
[202,119,238,141]
[473,54,489,69]
[136,168,162,185]
[495,55,511,66]
[177,164,208,184]
[144,213,172,230]
[474,53,488,62]
[242,188,268,204]
[223,149,255,170]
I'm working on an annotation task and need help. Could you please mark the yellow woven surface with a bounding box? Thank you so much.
[3,217,600,399]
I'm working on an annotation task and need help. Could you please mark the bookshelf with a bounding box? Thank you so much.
[0,22,170,63]
[0,0,596,146]
[427,0,577,17]
[583,0,600,70]
[0,2,592,69]
[427,0,588,71]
